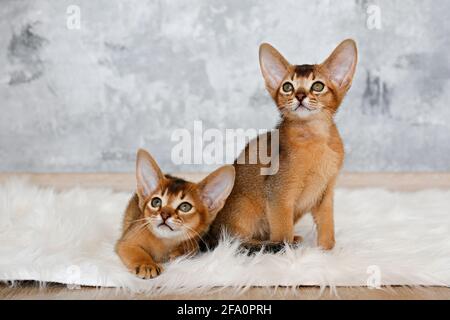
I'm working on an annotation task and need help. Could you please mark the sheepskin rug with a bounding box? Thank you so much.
[0,178,449,294]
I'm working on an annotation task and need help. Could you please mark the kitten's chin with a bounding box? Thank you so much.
[150,223,184,239]
[287,104,321,120]
[284,109,315,120]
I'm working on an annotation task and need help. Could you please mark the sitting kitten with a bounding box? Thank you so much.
[116,149,235,279]
[209,40,357,250]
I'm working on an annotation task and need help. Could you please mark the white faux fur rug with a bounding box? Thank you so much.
[0,178,449,294]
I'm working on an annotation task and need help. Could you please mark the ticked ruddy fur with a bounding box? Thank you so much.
[116,149,235,278]
[209,40,358,250]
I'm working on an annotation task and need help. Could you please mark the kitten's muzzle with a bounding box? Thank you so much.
[294,93,314,111]
[160,208,171,221]
[158,222,174,231]
[295,93,306,103]
[158,208,175,231]
[294,101,314,112]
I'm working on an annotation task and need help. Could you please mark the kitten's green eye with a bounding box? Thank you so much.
[178,202,192,213]
[282,82,294,93]
[150,197,162,208]
[311,81,325,92]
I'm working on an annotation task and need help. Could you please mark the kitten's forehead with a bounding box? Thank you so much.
[290,64,322,89]
[147,174,197,208]
[164,174,190,196]
[293,64,315,80]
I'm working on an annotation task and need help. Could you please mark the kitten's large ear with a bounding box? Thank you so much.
[198,165,235,219]
[259,43,291,98]
[136,149,164,202]
[321,39,358,90]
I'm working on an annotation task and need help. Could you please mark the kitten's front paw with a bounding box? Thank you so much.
[318,238,335,250]
[133,263,163,279]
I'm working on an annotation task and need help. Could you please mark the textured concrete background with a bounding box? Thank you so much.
[0,0,449,172]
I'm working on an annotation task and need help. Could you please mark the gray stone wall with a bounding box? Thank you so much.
[0,0,449,172]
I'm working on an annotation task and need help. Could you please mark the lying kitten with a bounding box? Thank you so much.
[116,149,235,279]
[210,40,357,250]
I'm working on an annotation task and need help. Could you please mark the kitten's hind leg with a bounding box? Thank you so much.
[210,195,264,243]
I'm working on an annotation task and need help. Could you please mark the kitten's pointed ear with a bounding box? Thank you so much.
[198,165,235,219]
[136,149,164,201]
[259,43,291,98]
[321,39,358,90]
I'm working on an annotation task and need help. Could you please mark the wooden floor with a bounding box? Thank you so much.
[1,172,449,300]
[1,282,449,300]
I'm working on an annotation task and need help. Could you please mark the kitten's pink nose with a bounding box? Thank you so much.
[160,209,171,221]
[296,93,306,103]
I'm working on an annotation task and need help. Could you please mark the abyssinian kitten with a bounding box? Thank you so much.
[116,149,235,279]
[209,39,357,250]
